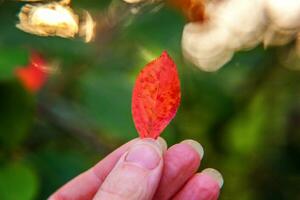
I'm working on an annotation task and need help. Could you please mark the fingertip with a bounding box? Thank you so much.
[173,171,221,200]
[153,141,202,200]
[94,138,164,200]
[47,196,55,200]
[125,142,162,170]
[201,168,224,188]
[181,139,204,159]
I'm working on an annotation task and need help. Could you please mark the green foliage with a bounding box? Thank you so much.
[29,149,94,199]
[0,1,299,200]
[79,72,136,140]
[0,49,28,81]
[227,92,267,155]
[0,163,38,200]
[0,81,34,150]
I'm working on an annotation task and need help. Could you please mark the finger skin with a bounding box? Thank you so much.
[154,143,201,200]
[173,173,221,200]
[93,140,163,200]
[49,139,138,200]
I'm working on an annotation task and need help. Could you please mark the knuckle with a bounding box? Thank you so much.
[97,182,146,200]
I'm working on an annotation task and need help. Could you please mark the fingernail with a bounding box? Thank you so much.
[136,137,167,151]
[181,139,204,158]
[157,137,167,151]
[202,168,224,188]
[125,142,161,170]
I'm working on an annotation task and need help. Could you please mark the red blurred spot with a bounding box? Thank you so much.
[15,52,48,93]
[132,51,181,139]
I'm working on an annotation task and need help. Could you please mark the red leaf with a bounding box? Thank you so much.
[132,51,181,139]
[15,52,48,93]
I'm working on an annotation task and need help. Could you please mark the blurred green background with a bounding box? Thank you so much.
[0,0,300,199]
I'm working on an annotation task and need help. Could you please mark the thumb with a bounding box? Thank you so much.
[93,138,166,200]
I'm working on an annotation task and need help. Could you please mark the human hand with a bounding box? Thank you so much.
[49,138,223,200]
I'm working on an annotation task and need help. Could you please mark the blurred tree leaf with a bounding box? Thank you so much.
[30,149,93,199]
[0,81,34,150]
[214,47,269,95]
[0,48,29,81]
[225,92,267,156]
[0,162,38,200]
[177,67,234,140]
[126,7,184,51]
[79,72,136,140]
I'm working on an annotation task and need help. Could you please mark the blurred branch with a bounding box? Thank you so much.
[26,1,162,153]
[47,0,164,93]
[33,1,166,142]
[94,0,163,46]
[38,98,115,154]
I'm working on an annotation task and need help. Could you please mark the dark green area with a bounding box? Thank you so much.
[0,0,300,199]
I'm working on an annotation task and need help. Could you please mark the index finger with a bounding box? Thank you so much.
[49,138,138,200]
[49,137,167,200]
